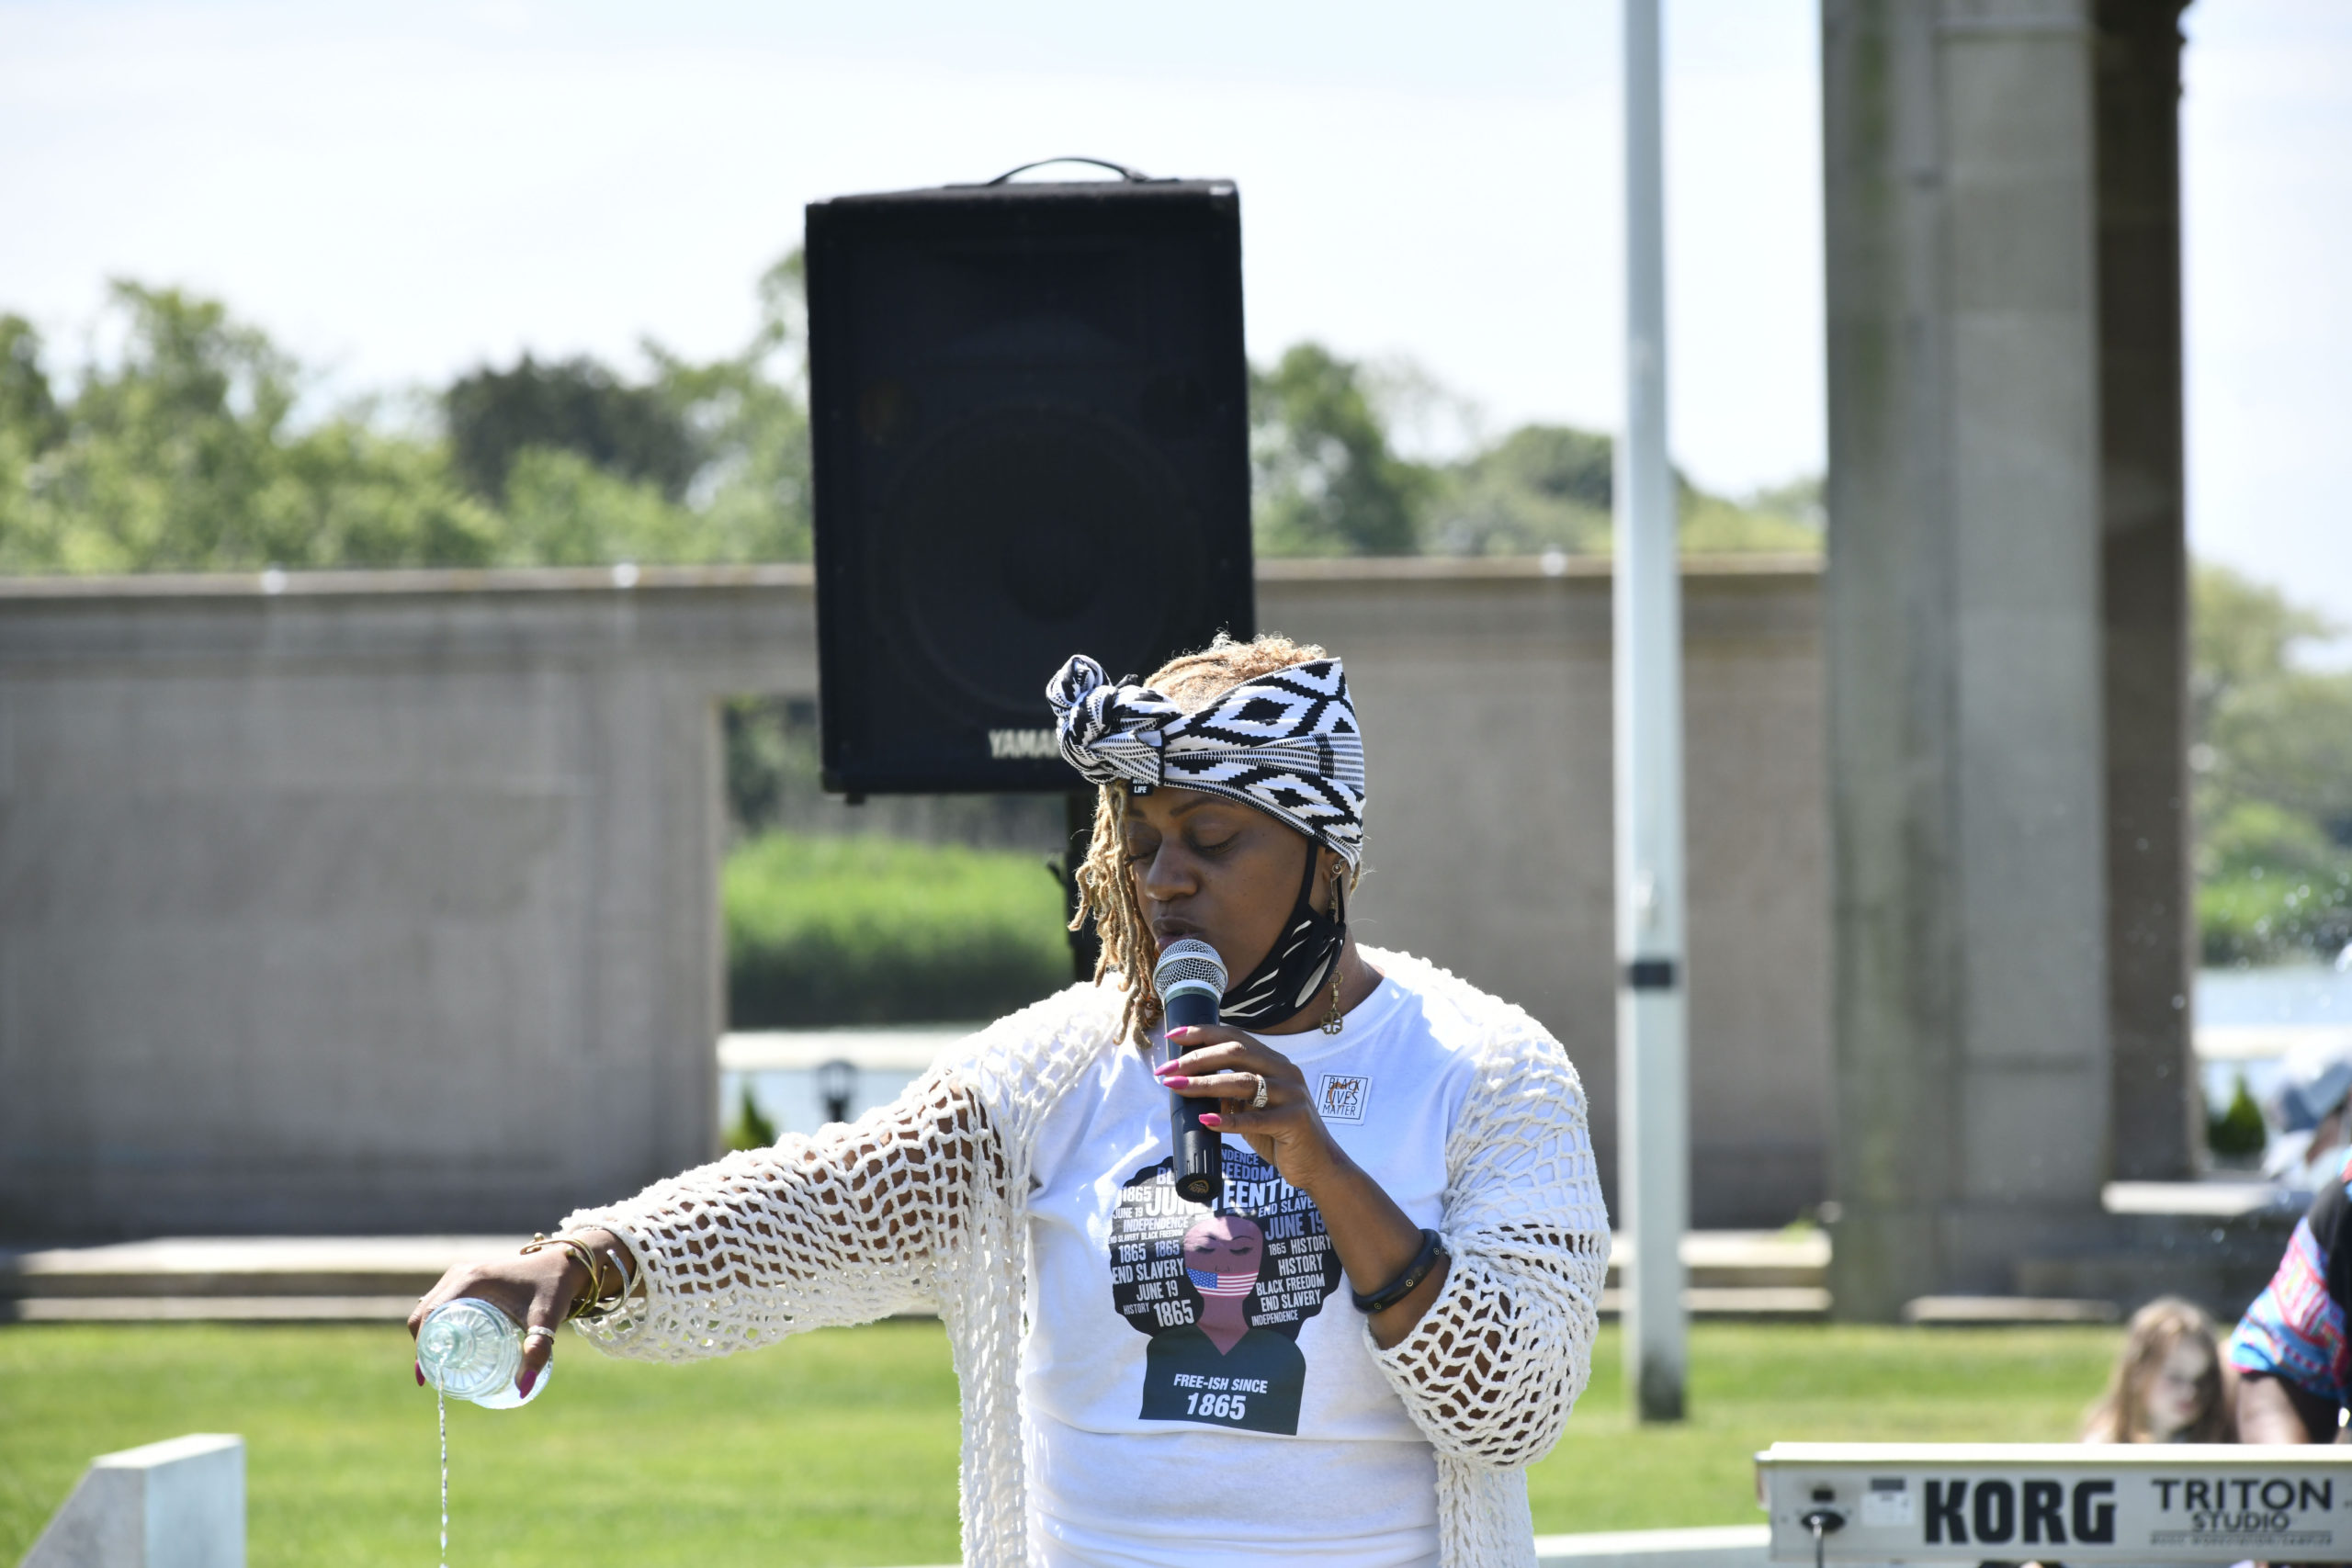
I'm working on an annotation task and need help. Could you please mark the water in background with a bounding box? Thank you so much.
[2198,960,2352,1164]
[2199,962,2352,1027]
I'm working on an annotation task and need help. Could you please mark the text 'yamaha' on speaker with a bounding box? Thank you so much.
[806,166,1256,795]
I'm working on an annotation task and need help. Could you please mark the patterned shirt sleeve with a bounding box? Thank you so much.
[2228,1162,2352,1407]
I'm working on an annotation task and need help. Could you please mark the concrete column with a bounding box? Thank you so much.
[1823,0,2114,1317]
[2095,0,2197,1180]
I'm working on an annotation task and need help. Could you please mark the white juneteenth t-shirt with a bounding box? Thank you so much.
[1020,967,1485,1568]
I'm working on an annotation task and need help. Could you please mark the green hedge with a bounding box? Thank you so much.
[724,831,1074,1027]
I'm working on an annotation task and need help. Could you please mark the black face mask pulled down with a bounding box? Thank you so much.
[1217,837,1348,1029]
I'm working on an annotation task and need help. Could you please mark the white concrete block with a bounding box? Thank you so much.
[1534,1523,1771,1568]
[872,1526,1773,1568]
[19,1434,243,1568]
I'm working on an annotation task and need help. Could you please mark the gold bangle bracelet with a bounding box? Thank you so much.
[570,1234,623,1302]
[524,1234,605,1319]
[560,1232,638,1318]
[571,1240,639,1323]
[562,1241,605,1320]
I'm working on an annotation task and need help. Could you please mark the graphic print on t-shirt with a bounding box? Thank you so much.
[1104,1145,1345,1435]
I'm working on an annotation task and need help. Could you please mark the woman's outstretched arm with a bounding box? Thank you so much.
[406,1062,1001,1389]
[556,1064,1001,1360]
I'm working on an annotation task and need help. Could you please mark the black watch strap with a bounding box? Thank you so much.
[1351,1227,1448,1314]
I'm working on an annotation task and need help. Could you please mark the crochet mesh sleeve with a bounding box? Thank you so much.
[555,1059,993,1358]
[554,985,1119,1371]
[1363,954,1611,1474]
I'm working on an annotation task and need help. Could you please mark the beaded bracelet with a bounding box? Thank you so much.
[1351,1228,1448,1315]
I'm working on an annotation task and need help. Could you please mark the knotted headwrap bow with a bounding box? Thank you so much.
[1046,653,1367,868]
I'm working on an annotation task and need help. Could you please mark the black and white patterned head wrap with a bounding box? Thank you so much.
[1046,653,1368,869]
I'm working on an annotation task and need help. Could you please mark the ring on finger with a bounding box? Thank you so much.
[1250,1075,1270,1111]
[523,1326,558,1347]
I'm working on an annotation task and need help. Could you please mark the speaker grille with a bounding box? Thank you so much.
[807,178,1253,795]
[875,404,1203,721]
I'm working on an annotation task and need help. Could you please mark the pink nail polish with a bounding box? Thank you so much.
[414,1362,424,1387]
[1162,1075,1190,1089]
[1199,1112,1223,1128]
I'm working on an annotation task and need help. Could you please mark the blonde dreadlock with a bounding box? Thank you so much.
[1067,632,1362,1047]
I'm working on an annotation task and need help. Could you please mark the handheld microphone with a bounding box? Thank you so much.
[1153,938,1227,1206]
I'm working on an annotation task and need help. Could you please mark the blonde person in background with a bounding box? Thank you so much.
[2083,1297,2237,1444]
[408,633,1611,1568]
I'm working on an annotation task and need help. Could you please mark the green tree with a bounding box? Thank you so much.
[0,283,498,574]
[0,255,819,575]
[724,1083,779,1151]
[1424,420,1823,558]
[451,250,814,569]
[641,253,814,564]
[1250,343,1432,556]
[1425,424,1613,557]
[2207,1072,2267,1160]
[444,355,701,503]
[493,446,711,566]
[1677,484,1824,554]
[0,315,63,454]
[2191,563,2352,964]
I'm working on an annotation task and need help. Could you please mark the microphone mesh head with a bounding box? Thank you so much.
[1152,937,1227,1001]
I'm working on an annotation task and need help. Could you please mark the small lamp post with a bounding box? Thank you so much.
[817,1058,857,1127]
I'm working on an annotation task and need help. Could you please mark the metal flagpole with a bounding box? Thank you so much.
[1615,0,1689,1424]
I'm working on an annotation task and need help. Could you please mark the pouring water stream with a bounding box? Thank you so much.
[417,1296,546,1563]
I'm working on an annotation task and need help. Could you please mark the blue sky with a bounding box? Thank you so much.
[1,0,2345,633]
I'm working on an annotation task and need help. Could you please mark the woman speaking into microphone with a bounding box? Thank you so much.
[407,635,1609,1568]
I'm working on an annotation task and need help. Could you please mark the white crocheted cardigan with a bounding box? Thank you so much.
[563,948,1610,1568]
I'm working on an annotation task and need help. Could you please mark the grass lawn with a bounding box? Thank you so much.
[1532,1323,2120,1530]
[0,1319,2121,1566]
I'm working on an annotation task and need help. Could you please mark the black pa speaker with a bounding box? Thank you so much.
[806,172,1255,795]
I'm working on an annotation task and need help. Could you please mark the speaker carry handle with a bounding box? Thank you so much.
[976,156,1162,186]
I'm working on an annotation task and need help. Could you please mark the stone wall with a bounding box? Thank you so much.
[1259,558,1829,1227]
[0,558,1827,1238]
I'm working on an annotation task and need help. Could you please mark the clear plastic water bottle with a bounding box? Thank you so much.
[417,1298,548,1409]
